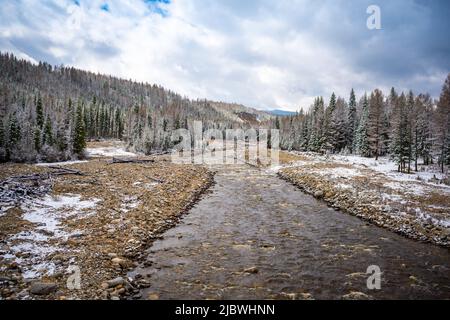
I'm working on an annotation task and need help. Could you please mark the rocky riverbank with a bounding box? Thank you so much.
[277,152,450,248]
[0,153,214,300]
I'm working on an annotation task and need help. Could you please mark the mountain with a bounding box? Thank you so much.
[268,109,297,116]
[0,52,272,162]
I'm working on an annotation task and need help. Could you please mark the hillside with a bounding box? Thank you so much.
[0,52,272,162]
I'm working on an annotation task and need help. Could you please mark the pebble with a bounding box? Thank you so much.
[107,277,125,288]
[314,191,324,198]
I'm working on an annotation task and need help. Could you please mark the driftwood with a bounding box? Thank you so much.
[145,175,164,184]
[109,157,155,164]
[0,167,85,213]
[46,166,84,176]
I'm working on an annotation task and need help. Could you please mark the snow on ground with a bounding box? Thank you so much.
[281,151,450,235]
[20,194,100,237]
[121,195,141,213]
[330,155,449,187]
[317,167,362,179]
[86,146,137,158]
[1,194,100,279]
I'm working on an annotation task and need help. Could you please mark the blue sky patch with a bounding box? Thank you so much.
[143,0,170,17]
[100,3,109,12]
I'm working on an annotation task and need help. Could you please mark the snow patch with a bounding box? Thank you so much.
[121,195,141,213]
[86,147,136,158]
[319,167,362,178]
[21,194,99,237]
[0,194,99,279]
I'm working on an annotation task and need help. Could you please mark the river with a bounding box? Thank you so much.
[130,165,450,299]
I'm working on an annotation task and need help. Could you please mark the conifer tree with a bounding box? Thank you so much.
[347,89,357,152]
[0,119,5,161]
[34,127,41,153]
[0,119,4,148]
[43,116,53,146]
[73,102,86,156]
[9,113,21,146]
[36,94,44,129]
[367,89,384,160]
[355,94,370,156]
[436,74,450,172]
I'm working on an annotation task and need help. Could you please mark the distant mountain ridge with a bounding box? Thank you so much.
[268,109,297,116]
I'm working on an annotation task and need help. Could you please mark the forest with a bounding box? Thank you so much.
[276,78,450,173]
[0,52,264,163]
[0,52,449,174]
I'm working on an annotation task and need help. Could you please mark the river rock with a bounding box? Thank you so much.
[107,277,125,288]
[314,191,324,198]
[342,291,371,300]
[111,257,127,267]
[30,282,57,295]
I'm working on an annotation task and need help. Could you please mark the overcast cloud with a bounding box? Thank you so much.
[0,0,449,111]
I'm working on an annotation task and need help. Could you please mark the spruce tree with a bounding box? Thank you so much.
[390,93,409,172]
[36,94,44,129]
[43,116,53,146]
[0,119,4,148]
[347,89,357,153]
[9,113,21,146]
[355,94,370,156]
[0,119,5,162]
[34,127,41,153]
[322,93,337,152]
[436,74,450,172]
[73,102,86,156]
[367,89,384,160]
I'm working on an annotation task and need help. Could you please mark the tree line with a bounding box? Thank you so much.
[0,52,256,162]
[276,75,450,173]
[1,52,449,171]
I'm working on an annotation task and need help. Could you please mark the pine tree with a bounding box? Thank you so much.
[0,119,5,162]
[34,127,41,153]
[115,108,123,139]
[9,113,21,146]
[390,93,409,172]
[43,116,53,146]
[367,89,384,160]
[0,119,4,148]
[36,94,44,129]
[308,97,324,152]
[355,94,370,156]
[323,93,337,152]
[73,102,86,156]
[331,97,348,153]
[347,89,357,153]
[56,122,68,153]
[436,73,450,172]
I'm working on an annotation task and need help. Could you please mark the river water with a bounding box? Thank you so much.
[131,165,450,299]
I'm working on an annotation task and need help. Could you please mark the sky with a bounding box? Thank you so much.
[0,0,449,111]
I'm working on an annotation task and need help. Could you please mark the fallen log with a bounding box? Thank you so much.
[47,166,84,176]
[109,157,155,164]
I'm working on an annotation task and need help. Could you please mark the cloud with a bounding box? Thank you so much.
[0,0,449,111]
